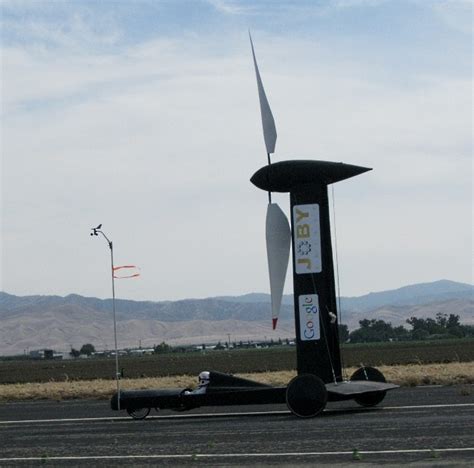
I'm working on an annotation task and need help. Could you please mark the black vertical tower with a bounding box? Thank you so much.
[251,160,371,384]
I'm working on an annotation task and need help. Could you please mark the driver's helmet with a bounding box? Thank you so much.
[198,371,210,387]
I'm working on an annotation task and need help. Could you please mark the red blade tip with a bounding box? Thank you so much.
[272,318,278,330]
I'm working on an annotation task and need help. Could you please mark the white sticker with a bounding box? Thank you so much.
[299,294,320,341]
[293,204,322,274]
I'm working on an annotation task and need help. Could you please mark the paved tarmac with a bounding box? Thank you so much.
[0,385,473,466]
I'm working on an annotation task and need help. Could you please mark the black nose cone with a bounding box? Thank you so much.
[251,160,372,193]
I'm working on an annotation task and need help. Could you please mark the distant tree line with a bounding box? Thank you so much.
[68,313,471,357]
[345,313,473,344]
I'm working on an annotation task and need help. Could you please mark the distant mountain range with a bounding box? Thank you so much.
[0,280,472,356]
[216,279,473,311]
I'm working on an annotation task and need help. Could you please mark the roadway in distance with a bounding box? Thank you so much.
[0,385,473,466]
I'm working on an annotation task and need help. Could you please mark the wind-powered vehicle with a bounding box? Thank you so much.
[111,35,398,420]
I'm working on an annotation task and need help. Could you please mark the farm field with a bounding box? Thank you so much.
[0,362,473,401]
[0,339,473,385]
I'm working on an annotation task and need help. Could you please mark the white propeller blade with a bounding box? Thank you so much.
[249,32,277,155]
[266,203,291,329]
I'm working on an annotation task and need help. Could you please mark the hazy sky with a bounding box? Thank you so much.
[1,0,472,302]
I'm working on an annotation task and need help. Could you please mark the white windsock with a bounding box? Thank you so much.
[249,32,277,155]
[266,203,291,329]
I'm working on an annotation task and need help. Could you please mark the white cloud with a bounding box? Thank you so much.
[332,0,388,8]
[1,2,123,50]
[205,0,254,15]
[431,0,473,35]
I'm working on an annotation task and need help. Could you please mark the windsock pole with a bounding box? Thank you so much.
[91,226,120,410]
[109,239,120,411]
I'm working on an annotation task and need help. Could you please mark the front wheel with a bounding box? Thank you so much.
[126,407,151,420]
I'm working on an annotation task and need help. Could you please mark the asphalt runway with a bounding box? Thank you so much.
[0,385,473,466]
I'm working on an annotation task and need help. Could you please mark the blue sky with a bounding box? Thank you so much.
[1,0,472,302]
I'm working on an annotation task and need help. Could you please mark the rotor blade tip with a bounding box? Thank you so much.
[272,317,278,330]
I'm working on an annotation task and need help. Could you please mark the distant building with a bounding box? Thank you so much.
[29,349,63,360]
[129,348,154,356]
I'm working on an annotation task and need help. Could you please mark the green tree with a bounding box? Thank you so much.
[349,319,399,343]
[338,324,349,343]
[411,327,430,341]
[461,325,474,337]
[406,313,465,339]
[392,325,410,341]
[154,342,171,354]
[446,314,461,328]
[435,312,448,328]
[79,344,95,356]
[70,348,80,358]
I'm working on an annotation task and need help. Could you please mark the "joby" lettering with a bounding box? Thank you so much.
[295,208,312,270]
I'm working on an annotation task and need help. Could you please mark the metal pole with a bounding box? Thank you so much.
[90,225,121,411]
[109,240,121,411]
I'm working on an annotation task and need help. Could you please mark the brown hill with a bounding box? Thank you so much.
[0,280,472,356]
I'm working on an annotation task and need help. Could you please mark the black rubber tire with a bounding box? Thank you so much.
[350,366,387,407]
[126,407,151,420]
[286,374,327,418]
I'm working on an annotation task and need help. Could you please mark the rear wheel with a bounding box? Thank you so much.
[350,366,386,407]
[126,407,150,420]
